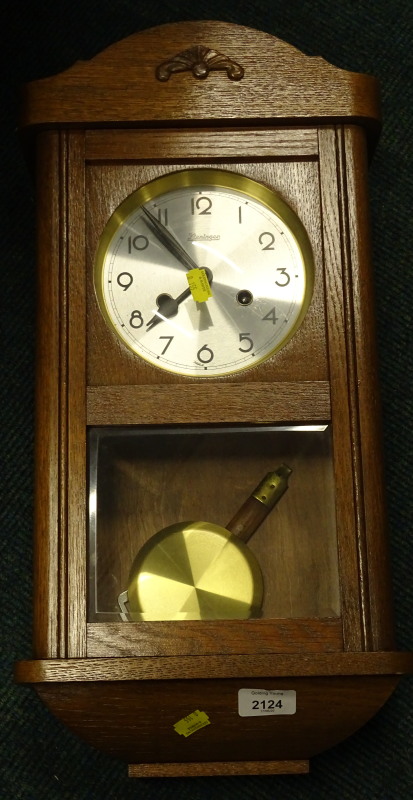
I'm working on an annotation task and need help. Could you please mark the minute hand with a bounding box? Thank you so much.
[141,207,199,271]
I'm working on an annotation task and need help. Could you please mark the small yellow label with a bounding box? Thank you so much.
[186,268,212,302]
[173,709,211,738]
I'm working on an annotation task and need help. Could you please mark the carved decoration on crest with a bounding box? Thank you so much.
[156,45,244,81]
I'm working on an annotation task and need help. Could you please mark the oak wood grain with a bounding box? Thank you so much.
[21,21,380,144]
[318,127,364,651]
[128,761,309,777]
[25,675,401,765]
[15,651,413,683]
[66,132,87,657]
[86,619,343,658]
[342,125,394,650]
[33,131,64,658]
[86,381,331,424]
[335,124,373,649]
[85,127,319,161]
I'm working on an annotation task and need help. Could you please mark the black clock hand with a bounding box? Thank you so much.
[141,206,199,272]
[146,287,192,330]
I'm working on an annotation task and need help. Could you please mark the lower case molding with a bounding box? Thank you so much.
[15,653,413,775]
[15,674,404,768]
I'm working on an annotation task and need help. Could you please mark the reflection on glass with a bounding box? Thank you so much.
[88,425,339,623]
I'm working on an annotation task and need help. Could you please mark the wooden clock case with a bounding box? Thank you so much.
[15,21,413,777]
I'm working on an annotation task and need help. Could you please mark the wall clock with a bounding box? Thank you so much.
[15,20,413,778]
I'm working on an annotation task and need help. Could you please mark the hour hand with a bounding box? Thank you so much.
[146,287,192,330]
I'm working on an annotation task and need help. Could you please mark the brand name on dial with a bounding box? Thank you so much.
[189,233,221,241]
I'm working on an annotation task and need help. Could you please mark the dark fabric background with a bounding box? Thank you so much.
[1,2,412,798]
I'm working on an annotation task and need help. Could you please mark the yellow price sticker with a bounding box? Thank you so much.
[173,709,211,738]
[186,268,212,302]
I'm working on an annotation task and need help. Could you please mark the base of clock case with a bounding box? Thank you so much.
[128,760,310,777]
[15,653,413,774]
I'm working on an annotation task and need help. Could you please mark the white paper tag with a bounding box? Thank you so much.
[238,688,296,717]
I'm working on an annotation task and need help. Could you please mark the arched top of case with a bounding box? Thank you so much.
[21,20,381,145]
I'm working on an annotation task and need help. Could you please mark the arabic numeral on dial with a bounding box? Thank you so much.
[156,208,168,225]
[262,307,277,324]
[191,196,212,215]
[259,231,275,251]
[239,333,254,352]
[128,234,149,252]
[197,344,214,363]
[159,335,173,355]
[129,310,144,328]
[275,267,290,287]
[117,272,133,291]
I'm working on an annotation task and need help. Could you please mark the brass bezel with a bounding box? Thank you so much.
[94,168,315,377]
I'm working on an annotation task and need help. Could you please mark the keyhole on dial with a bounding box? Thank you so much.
[237,289,253,306]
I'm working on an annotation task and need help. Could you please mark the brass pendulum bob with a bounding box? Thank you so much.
[118,465,292,622]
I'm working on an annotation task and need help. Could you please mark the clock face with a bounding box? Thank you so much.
[94,169,314,377]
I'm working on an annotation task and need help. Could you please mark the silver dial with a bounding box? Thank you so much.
[94,169,314,377]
